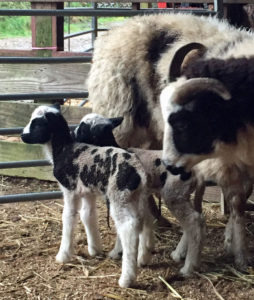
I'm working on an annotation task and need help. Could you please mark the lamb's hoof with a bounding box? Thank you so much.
[56,251,72,263]
[108,249,122,260]
[234,254,252,271]
[118,276,135,288]
[138,252,151,267]
[88,245,102,257]
[171,250,186,263]
[224,241,233,256]
[179,265,194,277]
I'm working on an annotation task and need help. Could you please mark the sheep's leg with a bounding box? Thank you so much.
[224,214,233,255]
[165,197,205,275]
[138,210,154,267]
[171,232,188,263]
[110,203,141,288]
[80,196,102,256]
[56,191,79,263]
[193,180,205,214]
[108,234,122,260]
[148,194,171,227]
[231,195,251,269]
[172,179,205,262]
[180,210,205,275]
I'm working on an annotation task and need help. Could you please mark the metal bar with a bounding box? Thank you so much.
[0,191,63,204]
[92,3,98,47]
[67,1,71,51]
[0,92,88,101]
[64,28,107,40]
[0,124,77,135]
[0,8,216,17]
[0,56,92,64]
[84,47,94,53]
[214,0,224,18]
[79,99,89,107]
[0,160,50,169]
[0,127,24,134]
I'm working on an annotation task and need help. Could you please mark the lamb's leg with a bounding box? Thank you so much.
[110,203,141,288]
[108,234,122,260]
[109,211,154,265]
[171,232,188,263]
[222,183,251,268]
[138,210,154,267]
[193,180,205,214]
[80,196,102,256]
[148,195,171,227]
[56,191,79,263]
[224,214,233,255]
[180,211,205,275]
[171,179,205,263]
[231,195,251,269]
[165,197,205,275]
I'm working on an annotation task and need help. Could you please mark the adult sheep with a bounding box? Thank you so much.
[88,13,252,149]
[88,13,254,269]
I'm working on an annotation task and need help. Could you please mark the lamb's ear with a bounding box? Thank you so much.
[109,117,124,129]
[51,103,61,112]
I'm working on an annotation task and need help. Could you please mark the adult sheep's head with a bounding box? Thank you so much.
[160,43,234,175]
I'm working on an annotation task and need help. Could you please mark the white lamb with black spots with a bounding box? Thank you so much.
[21,105,153,288]
[75,113,206,276]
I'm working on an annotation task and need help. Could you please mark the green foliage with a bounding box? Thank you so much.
[0,2,126,39]
[0,2,30,38]
[0,16,31,38]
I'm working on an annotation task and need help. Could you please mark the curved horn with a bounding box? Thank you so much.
[169,43,207,82]
[172,78,231,105]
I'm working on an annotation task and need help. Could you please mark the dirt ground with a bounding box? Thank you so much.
[1,176,254,300]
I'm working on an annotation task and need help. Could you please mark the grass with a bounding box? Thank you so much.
[0,2,126,39]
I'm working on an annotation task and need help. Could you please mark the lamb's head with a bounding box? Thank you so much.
[21,104,61,144]
[74,113,123,147]
[160,76,232,174]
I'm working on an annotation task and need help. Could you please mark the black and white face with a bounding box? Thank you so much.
[74,113,123,147]
[21,105,60,144]
[160,79,238,174]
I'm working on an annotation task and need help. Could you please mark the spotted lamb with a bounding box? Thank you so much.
[21,105,154,288]
[75,113,205,276]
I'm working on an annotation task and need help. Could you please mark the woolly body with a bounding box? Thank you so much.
[21,105,153,288]
[76,113,205,275]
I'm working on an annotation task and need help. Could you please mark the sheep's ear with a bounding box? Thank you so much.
[109,117,124,129]
[51,103,61,112]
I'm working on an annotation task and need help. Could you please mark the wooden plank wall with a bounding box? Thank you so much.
[0,102,92,127]
[0,63,90,96]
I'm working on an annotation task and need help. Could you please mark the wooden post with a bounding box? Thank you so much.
[132,2,141,10]
[31,2,64,104]
[220,190,229,215]
[224,4,251,28]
